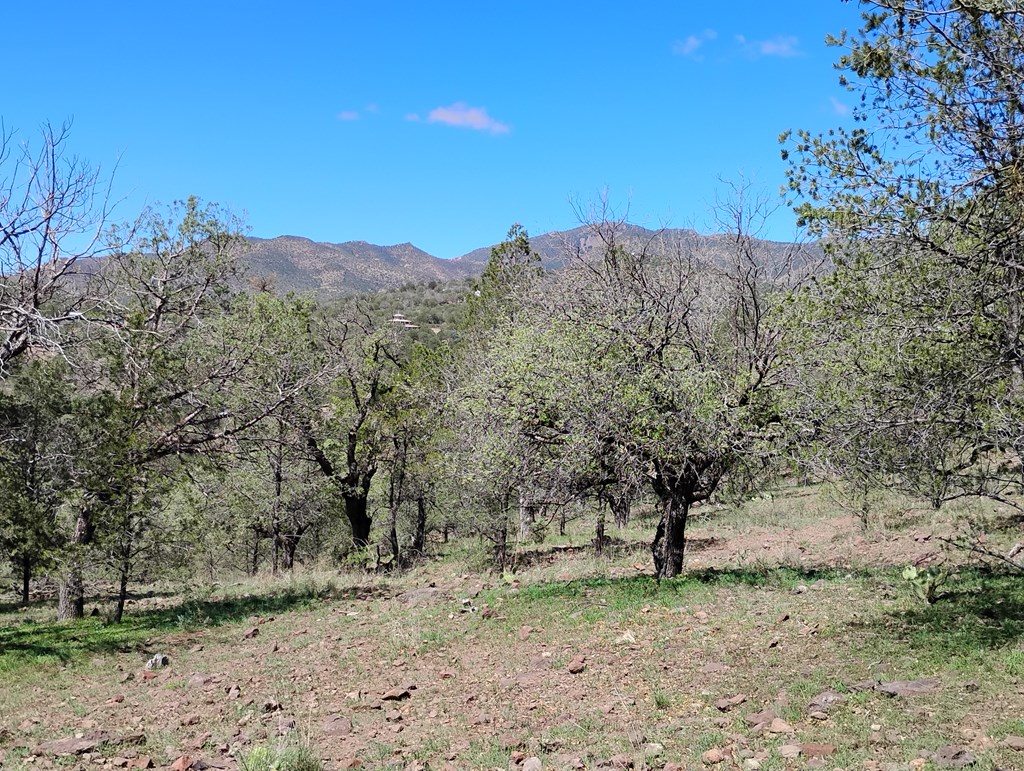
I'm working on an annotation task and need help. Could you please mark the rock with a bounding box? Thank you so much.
[807,690,845,712]
[607,754,634,768]
[778,745,801,759]
[522,758,542,771]
[144,653,169,670]
[744,709,777,728]
[242,627,259,639]
[337,758,362,769]
[876,677,940,697]
[932,746,977,768]
[800,744,836,758]
[767,718,795,734]
[567,656,586,674]
[742,761,761,771]
[260,700,282,713]
[808,710,829,721]
[382,687,412,701]
[277,718,296,735]
[180,714,201,727]
[643,742,663,758]
[36,737,99,756]
[794,584,808,594]
[847,679,880,692]
[702,748,726,764]
[129,757,154,769]
[519,626,533,641]
[615,630,636,645]
[714,693,747,711]
[1005,735,1024,751]
[169,756,193,771]
[226,685,241,700]
[323,716,353,737]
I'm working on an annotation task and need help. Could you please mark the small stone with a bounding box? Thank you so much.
[522,758,542,771]
[794,584,808,594]
[382,687,411,701]
[808,690,845,712]
[744,709,777,728]
[742,761,760,771]
[932,745,977,768]
[608,754,633,768]
[778,744,801,759]
[337,758,362,769]
[1005,735,1024,751]
[702,748,726,764]
[242,627,259,639]
[169,757,192,771]
[714,693,747,711]
[767,718,795,734]
[643,742,664,757]
[518,626,532,641]
[323,716,353,736]
[567,656,586,674]
[144,653,169,670]
[809,710,829,721]
[876,678,940,697]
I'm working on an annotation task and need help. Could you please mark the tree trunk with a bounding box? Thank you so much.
[651,494,690,579]
[250,530,261,576]
[518,495,535,540]
[113,557,130,624]
[411,496,427,555]
[282,535,298,570]
[57,509,93,621]
[21,554,31,606]
[345,493,373,548]
[594,506,606,555]
[612,494,630,528]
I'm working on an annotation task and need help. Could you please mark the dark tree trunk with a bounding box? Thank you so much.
[594,506,607,555]
[345,493,373,548]
[21,554,31,606]
[411,496,427,555]
[559,508,566,536]
[612,494,631,529]
[281,535,299,570]
[250,530,261,576]
[113,556,130,624]
[58,509,93,621]
[651,494,690,579]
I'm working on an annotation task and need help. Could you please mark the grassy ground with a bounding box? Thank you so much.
[1,487,1023,770]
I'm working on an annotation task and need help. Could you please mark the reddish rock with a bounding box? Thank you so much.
[702,748,726,764]
[567,656,586,674]
[801,744,836,758]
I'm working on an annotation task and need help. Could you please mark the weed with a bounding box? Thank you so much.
[238,741,319,771]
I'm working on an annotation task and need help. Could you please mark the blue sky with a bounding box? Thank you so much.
[6,1,864,258]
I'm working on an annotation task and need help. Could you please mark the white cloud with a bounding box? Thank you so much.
[404,113,422,122]
[337,110,360,121]
[757,35,800,57]
[827,96,851,115]
[673,29,717,59]
[426,102,510,134]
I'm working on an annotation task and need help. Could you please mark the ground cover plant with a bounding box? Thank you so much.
[2,487,1023,770]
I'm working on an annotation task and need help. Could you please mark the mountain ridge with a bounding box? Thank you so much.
[243,225,811,297]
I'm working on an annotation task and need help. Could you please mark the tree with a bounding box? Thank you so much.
[301,307,402,550]
[54,197,318,620]
[0,121,120,370]
[458,201,810,577]
[783,1,1024,511]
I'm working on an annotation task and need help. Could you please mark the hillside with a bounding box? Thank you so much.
[241,226,818,297]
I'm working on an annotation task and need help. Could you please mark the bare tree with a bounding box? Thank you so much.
[0,121,122,370]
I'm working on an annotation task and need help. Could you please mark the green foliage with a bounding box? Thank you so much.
[783,2,1024,512]
[901,565,949,605]
[238,741,320,771]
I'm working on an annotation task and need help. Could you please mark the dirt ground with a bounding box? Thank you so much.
[3,498,1023,771]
